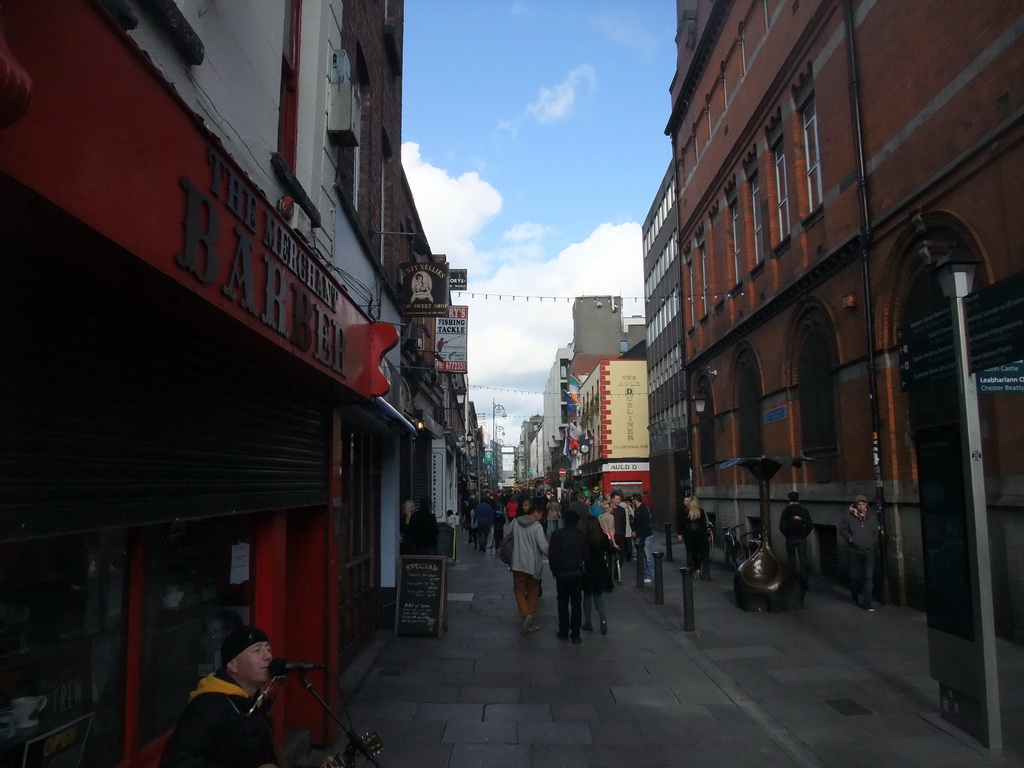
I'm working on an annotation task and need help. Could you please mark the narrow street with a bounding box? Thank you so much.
[323,534,1024,768]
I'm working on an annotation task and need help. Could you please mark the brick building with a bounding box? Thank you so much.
[666,0,1024,639]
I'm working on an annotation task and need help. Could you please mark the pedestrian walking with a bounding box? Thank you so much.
[568,491,591,534]
[403,496,439,555]
[631,492,654,583]
[492,508,507,552]
[545,498,561,537]
[681,494,709,578]
[581,515,615,634]
[473,495,495,553]
[779,491,814,583]
[839,494,880,611]
[547,509,587,644]
[511,498,549,634]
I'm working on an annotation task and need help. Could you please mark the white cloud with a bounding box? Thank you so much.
[402,142,502,264]
[402,142,644,431]
[526,64,597,123]
[503,222,553,243]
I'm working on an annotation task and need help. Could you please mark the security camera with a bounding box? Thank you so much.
[594,300,603,308]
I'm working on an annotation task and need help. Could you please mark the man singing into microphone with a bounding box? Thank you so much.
[160,626,338,768]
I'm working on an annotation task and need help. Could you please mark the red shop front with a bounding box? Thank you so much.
[0,2,395,766]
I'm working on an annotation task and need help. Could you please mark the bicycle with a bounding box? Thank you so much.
[721,524,744,570]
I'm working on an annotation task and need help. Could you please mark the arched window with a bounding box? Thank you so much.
[798,329,837,455]
[737,357,762,457]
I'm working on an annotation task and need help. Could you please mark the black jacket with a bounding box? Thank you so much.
[779,502,813,540]
[159,672,278,768]
[548,525,587,578]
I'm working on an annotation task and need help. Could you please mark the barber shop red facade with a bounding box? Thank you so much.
[1,3,395,766]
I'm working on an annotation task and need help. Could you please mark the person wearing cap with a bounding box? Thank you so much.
[779,491,814,584]
[160,625,340,768]
[839,495,880,612]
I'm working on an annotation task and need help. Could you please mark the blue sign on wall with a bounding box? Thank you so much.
[764,405,788,424]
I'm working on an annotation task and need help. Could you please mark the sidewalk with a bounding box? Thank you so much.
[324,533,1024,768]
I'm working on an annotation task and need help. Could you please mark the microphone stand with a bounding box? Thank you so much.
[297,671,384,768]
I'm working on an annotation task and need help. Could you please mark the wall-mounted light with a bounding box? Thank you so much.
[692,392,707,414]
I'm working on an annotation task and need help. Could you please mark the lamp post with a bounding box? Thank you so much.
[930,251,1001,749]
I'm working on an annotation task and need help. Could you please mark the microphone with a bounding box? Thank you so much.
[268,658,326,676]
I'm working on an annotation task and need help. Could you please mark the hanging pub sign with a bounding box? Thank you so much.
[449,269,468,292]
[400,262,450,316]
[435,305,468,373]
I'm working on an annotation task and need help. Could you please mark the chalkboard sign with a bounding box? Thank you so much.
[396,556,447,637]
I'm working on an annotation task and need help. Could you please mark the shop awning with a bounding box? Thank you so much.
[373,397,419,436]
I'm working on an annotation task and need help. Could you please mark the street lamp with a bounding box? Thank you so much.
[928,249,1001,749]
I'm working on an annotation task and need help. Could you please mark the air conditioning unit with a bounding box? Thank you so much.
[327,49,360,146]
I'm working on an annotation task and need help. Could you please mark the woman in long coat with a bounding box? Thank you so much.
[581,515,615,634]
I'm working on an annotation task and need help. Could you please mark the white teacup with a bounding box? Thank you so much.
[11,696,46,728]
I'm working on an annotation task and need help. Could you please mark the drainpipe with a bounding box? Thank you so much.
[843,0,890,604]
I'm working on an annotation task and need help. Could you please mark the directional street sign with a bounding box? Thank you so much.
[966,270,1024,373]
[897,306,955,391]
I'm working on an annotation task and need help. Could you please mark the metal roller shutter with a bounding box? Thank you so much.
[1,251,328,541]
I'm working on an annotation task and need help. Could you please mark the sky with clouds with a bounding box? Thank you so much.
[402,2,677,436]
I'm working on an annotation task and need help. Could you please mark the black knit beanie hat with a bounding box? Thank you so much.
[221,625,269,665]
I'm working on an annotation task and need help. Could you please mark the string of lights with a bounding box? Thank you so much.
[453,290,742,303]
[469,384,648,397]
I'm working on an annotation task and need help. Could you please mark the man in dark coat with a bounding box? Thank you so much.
[160,626,282,768]
[779,491,814,582]
[473,495,496,552]
[548,509,587,644]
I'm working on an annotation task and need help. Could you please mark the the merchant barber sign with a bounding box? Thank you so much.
[174,147,396,397]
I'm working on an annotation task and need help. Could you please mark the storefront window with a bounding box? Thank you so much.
[138,518,255,745]
[0,532,127,768]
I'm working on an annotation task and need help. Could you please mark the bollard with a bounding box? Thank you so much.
[679,567,695,632]
[653,552,664,605]
[635,538,645,589]
[664,523,674,562]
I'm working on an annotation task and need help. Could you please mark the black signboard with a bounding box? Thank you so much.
[915,425,974,641]
[966,270,1024,373]
[897,307,955,391]
[20,713,92,768]
[448,268,467,292]
[396,556,447,637]
[399,262,450,317]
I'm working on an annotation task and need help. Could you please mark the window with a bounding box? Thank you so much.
[729,198,742,284]
[798,330,837,454]
[802,97,823,211]
[699,238,709,317]
[750,173,764,265]
[1,533,127,766]
[774,140,790,240]
[737,359,762,457]
[687,256,697,327]
[277,0,302,168]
